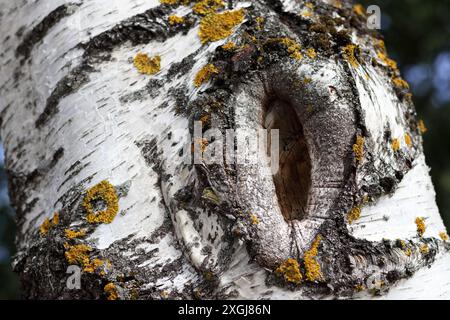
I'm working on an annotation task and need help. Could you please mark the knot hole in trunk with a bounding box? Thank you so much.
[263,97,311,222]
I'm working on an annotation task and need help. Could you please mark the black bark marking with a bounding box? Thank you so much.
[15,3,79,60]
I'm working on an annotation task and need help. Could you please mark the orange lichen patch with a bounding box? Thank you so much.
[419,244,429,254]
[306,47,317,59]
[352,4,365,16]
[376,39,386,52]
[83,258,106,274]
[405,247,412,257]
[397,239,406,249]
[250,214,260,225]
[198,9,245,43]
[255,16,265,30]
[64,243,92,266]
[355,283,365,292]
[200,114,210,124]
[221,41,237,51]
[52,212,60,225]
[39,219,52,235]
[404,133,412,147]
[347,206,361,224]
[415,217,426,237]
[280,38,302,60]
[391,138,400,152]
[193,0,225,15]
[104,283,119,300]
[83,180,119,224]
[305,2,314,9]
[39,212,59,235]
[168,15,185,25]
[439,232,449,241]
[342,44,360,68]
[133,53,161,75]
[64,243,107,273]
[194,63,219,87]
[303,77,312,84]
[331,0,342,8]
[304,235,322,282]
[300,10,313,18]
[64,228,87,239]
[160,0,178,4]
[392,77,410,89]
[376,51,398,72]
[418,119,428,134]
[275,258,302,284]
[353,135,364,163]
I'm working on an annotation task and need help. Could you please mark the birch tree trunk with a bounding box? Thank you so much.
[0,0,449,300]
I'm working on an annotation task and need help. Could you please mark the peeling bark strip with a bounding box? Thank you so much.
[1,0,450,299]
[15,3,79,60]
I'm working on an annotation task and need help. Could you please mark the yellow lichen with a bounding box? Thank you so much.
[352,4,365,16]
[391,138,400,152]
[83,258,106,274]
[353,135,364,163]
[256,16,265,30]
[39,212,59,235]
[201,187,220,204]
[306,47,317,59]
[64,244,92,266]
[415,217,426,237]
[198,9,245,43]
[300,3,314,17]
[439,232,449,241]
[376,51,398,73]
[194,64,219,87]
[168,15,185,25]
[221,41,237,51]
[160,0,178,4]
[355,283,365,292]
[64,228,87,239]
[193,0,225,15]
[397,239,406,249]
[200,114,210,124]
[83,180,119,224]
[392,77,409,89]
[404,133,412,147]
[418,119,427,134]
[304,235,322,282]
[133,53,161,75]
[419,244,429,254]
[104,283,119,300]
[405,248,412,257]
[347,206,361,224]
[52,212,60,225]
[343,44,360,68]
[250,214,260,225]
[280,38,302,60]
[64,243,107,273]
[275,258,302,284]
[39,219,52,235]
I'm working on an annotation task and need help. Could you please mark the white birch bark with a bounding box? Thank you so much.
[0,0,449,299]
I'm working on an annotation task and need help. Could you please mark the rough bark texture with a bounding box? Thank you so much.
[0,0,449,299]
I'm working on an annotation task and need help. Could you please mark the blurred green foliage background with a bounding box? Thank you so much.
[0,0,449,299]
